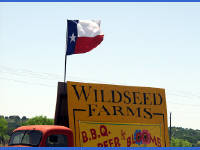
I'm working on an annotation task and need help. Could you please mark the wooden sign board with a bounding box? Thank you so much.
[65,81,169,147]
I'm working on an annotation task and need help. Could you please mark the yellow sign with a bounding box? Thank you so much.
[79,121,163,147]
[66,81,169,147]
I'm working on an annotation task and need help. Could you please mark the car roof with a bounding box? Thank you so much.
[14,125,72,134]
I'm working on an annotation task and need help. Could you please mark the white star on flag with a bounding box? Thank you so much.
[69,33,76,43]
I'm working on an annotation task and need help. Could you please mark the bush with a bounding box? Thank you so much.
[23,116,54,125]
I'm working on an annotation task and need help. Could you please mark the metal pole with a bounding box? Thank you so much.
[64,20,68,85]
[64,54,67,84]
[170,112,172,145]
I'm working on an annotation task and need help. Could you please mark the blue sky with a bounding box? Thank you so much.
[0,2,200,130]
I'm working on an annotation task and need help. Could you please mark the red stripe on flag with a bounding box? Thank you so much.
[74,35,104,54]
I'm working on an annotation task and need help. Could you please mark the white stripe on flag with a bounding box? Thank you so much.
[77,20,103,37]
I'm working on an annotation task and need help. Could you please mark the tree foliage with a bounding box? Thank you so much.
[23,116,54,125]
[171,137,192,147]
[0,117,8,145]
[170,127,200,147]
[0,118,8,135]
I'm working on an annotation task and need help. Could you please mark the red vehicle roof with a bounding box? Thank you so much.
[14,125,72,134]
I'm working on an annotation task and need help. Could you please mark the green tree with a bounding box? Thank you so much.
[171,137,192,147]
[169,127,200,147]
[23,116,54,125]
[196,141,200,147]
[0,117,8,145]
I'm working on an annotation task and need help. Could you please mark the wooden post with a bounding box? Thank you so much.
[54,82,69,127]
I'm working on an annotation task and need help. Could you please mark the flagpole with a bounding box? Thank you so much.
[64,54,67,84]
[64,20,68,86]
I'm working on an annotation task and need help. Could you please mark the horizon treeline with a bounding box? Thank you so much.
[0,115,200,147]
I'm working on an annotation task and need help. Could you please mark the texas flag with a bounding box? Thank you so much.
[66,20,104,55]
